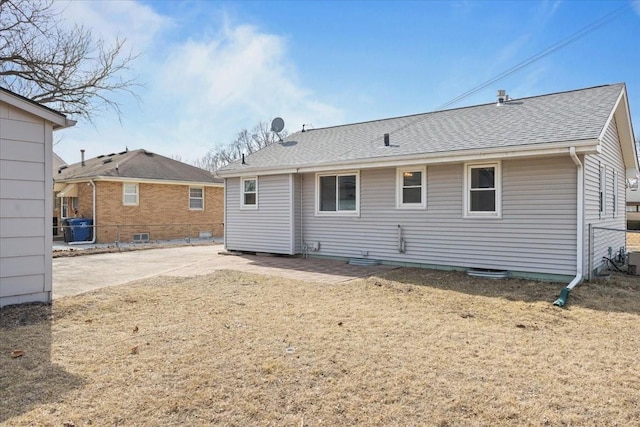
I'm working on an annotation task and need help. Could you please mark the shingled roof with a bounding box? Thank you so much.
[219,83,634,176]
[56,149,222,184]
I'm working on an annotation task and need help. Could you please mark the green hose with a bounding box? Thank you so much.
[553,287,570,307]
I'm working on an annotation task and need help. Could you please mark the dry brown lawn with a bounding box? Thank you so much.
[2,268,640,426]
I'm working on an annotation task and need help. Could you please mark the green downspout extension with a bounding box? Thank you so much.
[553,287,570,307]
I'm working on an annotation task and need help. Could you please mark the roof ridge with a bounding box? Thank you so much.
[114,149,143,170]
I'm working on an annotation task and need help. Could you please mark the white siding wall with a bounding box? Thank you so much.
[583,117,627,276]
[0,101,52,306]
[225,174,294,254]
[301,157,578,277]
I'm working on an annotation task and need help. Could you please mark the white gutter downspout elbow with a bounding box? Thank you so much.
[554,147,583,307]
[68,179,97,245]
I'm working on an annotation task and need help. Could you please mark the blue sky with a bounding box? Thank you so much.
[54,0,640,165]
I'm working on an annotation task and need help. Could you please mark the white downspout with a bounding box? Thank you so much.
[68,179,96,245]
[223,178,227,251]
[554,147,583,306]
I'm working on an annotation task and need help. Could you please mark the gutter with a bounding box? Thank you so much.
[57,176,223,187]
[68,179,97,245]
[216,139,601,178]
[554,147,584,307]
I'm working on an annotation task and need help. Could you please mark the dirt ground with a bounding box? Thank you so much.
[2,268,640,426]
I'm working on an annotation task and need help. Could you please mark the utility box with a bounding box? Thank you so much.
[628,252,640,276]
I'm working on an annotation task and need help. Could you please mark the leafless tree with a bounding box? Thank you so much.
[192,121,288,172]
[0,0,139,121]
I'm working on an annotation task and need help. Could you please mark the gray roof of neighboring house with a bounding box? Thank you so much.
[220,83,626,173]
[56,149,222,184]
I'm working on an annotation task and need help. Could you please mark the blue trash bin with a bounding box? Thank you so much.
[67,218,93,242]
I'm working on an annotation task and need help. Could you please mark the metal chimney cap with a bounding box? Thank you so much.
[496,90,508,106]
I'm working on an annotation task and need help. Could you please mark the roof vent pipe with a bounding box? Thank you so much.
[384,133,390,147]
[497,89,509,106]
[81,149,85,166]
[242,153,245,165]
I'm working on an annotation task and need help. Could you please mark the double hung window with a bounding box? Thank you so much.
[464,162,501,218]
[396,167,426,208]
[123,183,139,206]
[316,172,359,215]
[189,187,204,210]
[241,177,257,208]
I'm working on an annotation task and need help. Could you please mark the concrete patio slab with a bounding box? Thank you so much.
[52,244,396,298]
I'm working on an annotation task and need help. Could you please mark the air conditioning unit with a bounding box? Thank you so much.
[628,252,640,276]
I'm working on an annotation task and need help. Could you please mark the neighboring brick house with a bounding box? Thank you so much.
[54,149,223,243]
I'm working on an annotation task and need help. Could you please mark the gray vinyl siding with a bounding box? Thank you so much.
[225,174,294,254]
[583,117,627,276]
[0,101,53,306]
[301,157,577,276]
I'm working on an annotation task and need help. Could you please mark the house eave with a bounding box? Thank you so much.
[600,86,639,176]
[0,88,75,129]
[217,139,601,177]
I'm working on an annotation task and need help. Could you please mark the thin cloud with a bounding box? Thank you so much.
[55,0,173,48]
[153,21,342,159]
[53,2,342,163]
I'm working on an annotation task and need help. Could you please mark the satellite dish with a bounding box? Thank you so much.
[271,117,285,133]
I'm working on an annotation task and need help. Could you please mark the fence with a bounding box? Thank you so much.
[589,226,640,279]
[56,222,223,246]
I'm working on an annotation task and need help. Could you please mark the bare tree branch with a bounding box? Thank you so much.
[0,0,140,122]
[190,121,288,173]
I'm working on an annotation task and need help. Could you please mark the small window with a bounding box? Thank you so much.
[316,172,359,215]
[396,166,426,208]
[613,171,618,217]
[189,187,204,210]
[464,162,501,218]
[241,177,257,209]
[599,164,606,217]
[123,183,139,206]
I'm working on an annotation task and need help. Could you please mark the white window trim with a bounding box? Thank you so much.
[189,186,205,210]
[61,197,78,218]
[463,161,502,219]
[396,166,427,209]
[599,164,606,218]
[240,177,258,209]
[123,183,139,206]
[315,171,360,216]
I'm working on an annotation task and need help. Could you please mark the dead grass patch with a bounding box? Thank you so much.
[2,269,640,426]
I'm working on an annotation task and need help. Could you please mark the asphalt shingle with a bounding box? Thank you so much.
[56,149,222,184]
[220,83,624,173]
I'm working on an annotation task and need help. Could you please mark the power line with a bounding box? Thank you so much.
[435,2,632,111]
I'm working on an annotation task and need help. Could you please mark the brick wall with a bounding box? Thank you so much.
[626,231,640,252]
[76,181,93,218]
[66,180,223,243]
